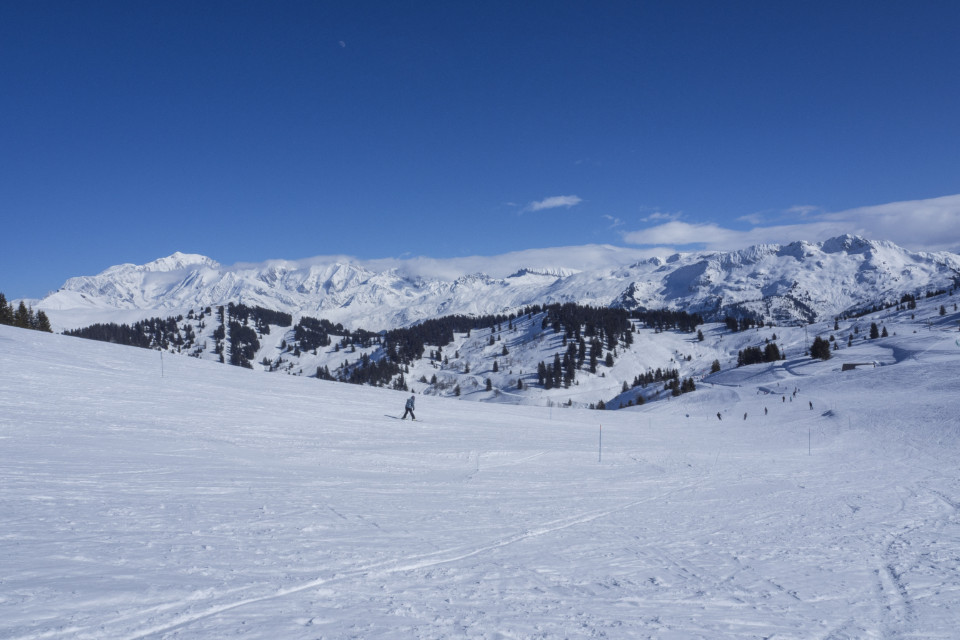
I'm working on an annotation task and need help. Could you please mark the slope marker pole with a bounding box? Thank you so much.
[598,423,602,463]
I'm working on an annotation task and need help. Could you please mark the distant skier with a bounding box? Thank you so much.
[717,412,722,421]
[743,412,748,420]
[764,407,768,416]
[809,400,813,410]
[402,394,416,420]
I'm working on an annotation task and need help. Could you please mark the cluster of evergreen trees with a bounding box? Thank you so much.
[307,303,705,393]
[67,302,284,368]
[724,315,764,332]
[69,316,187,350]
[632,368,695,399]
[536,350,579,389]
[343,351,403,388]
[294,316,337,353]
[542,303,633,343]
[629,367,681,388]
[0,293,52,333]
[381,312,516,366]
[632,308,704,333]
[810,336,832,360]
[225,320,259,368]
[842,287,954,320]
[667,377,697,396]
[226,302,291,333]
[736,342,783,367]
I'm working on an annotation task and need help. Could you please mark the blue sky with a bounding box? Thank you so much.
[3,1,960,299]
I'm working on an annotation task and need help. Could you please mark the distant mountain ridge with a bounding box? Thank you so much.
[38,236,960,331]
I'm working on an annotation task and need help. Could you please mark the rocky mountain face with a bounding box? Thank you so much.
[39,236,960,331]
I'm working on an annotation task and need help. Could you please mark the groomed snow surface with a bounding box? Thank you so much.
[2,322,959,639]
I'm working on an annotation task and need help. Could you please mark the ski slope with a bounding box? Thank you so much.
[2,322,959,638]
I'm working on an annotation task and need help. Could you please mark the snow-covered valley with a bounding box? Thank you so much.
[3,293,959,638]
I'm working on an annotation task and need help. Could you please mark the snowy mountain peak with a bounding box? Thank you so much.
[143,252,221,272]
[507,267,581,279]
[820,234,874,254]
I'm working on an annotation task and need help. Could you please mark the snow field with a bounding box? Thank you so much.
[2,321,959,638]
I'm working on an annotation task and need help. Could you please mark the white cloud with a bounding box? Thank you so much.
[640,211,681,223]
[785,205,821,217]
[603,215,624,228]
[524,195,582,212]
[273,245,659,281]
[623,221,748,247]
[622,194,960,253]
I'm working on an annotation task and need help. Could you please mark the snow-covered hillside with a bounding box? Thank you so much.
[54,284,960,414]
[34,236,960,332]
[2,291,960,638]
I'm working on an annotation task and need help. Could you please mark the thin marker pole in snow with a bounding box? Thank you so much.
[598,423,602,463]
[160,351,164,378]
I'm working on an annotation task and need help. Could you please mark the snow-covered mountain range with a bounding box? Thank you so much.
[36,235,960,331]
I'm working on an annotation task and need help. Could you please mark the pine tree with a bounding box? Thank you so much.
[589,339,601,373]
[869,322,879,339]
[0,294,13,325]
[14,301,31,329]
[35,310,52,333]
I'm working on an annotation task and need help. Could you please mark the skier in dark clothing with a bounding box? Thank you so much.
[402,395,416,420]
[717,412,722,421]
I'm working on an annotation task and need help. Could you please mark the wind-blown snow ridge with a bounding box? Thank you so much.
[37,235,960,330]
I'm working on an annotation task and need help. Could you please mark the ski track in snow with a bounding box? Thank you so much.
[2,315,960,639]
[125,479,706,640]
